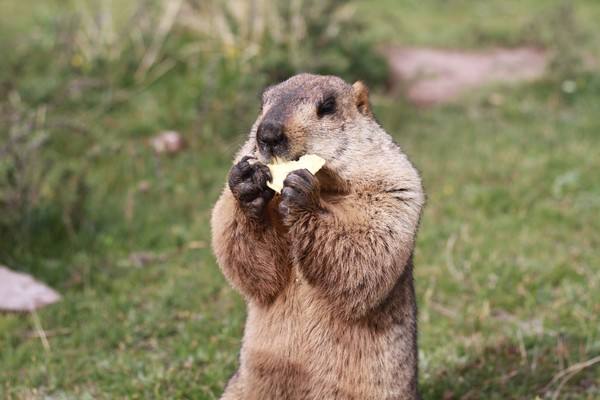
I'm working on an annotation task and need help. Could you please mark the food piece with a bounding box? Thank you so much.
[266,154,326,194]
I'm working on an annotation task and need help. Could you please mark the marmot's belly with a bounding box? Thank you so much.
[237,282,415,399]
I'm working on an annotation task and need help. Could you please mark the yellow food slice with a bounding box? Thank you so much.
[266,154,326,194]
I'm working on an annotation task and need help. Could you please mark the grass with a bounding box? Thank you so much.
[1,0,600,399]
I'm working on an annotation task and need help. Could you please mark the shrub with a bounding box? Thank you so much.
[0,95,51,228]
[523,1,589,82]
[0,94,88,241]
[0,0,386,251]
[181,0,388,85]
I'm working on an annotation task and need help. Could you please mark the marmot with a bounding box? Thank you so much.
[211,73,425,399]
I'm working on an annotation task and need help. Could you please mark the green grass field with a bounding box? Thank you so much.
[1,1,599,399]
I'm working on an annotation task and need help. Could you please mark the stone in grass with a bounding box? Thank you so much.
[150,131,187,155]
[383,46,548,106]
[0,266,61,312]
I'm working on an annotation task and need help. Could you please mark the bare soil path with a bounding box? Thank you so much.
[383,46,548,105]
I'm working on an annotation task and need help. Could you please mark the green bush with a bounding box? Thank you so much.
[0,0,387,253]
[0,96,88,241]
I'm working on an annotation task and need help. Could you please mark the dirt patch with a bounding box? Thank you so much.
[383,46,548,106]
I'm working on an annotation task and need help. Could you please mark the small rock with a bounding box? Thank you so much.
[150,131,187,155]
[561,80,577,94]
[137,180,151,193]
[488,92,504,106]
[187,240,207,250]
[128,251,167,268]
[0,266,61,312]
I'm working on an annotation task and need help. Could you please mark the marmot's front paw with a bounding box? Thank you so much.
[279,169,321,225]
[229,156,274,219]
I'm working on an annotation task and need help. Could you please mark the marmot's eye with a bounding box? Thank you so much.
[317,96,336,118]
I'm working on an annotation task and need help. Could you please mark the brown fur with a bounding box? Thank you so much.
[211,74,425,399]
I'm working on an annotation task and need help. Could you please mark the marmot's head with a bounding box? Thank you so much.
[251,73,373,164]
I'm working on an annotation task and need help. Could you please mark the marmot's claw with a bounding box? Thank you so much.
[283,169,314,190]
[239,155,256,163]
[229,157,274,219]
[245,197,267,219]
[279,169,320,224]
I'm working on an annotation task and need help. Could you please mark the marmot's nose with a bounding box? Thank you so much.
[257,120,285,148]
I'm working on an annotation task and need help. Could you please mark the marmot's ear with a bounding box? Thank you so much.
[352,81,372,117]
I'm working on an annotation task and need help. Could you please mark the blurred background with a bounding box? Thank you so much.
[1,0,599,398]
